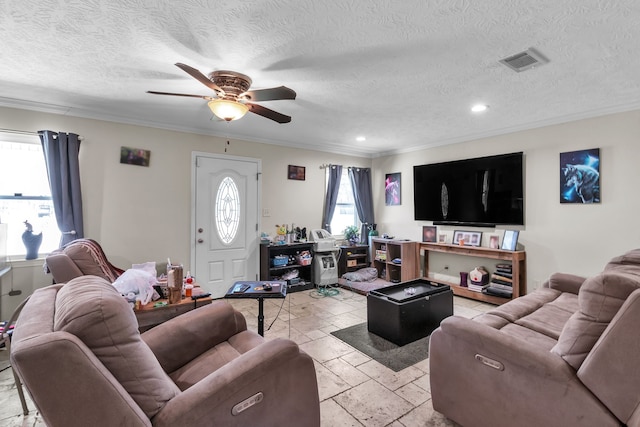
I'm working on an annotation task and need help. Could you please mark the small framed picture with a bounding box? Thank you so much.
[438,234,447,244]
[488,235,500,249]
[501,230,519,251]
[288,165,306,180]
[422,226,437,242]
[453,230,482,247]
[120,146,151,167]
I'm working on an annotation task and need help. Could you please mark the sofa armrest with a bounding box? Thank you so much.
[44,254,83,283]
[430,316,619,427]
[141,301,247,373]
[542,272,587,295]
[152,338,320,427]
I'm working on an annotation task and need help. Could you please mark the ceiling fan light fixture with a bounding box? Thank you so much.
[208,99,249,121]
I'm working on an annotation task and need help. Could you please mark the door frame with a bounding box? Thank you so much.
[190,151,262,281]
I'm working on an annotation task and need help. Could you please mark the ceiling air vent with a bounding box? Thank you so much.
[499,48,549,73]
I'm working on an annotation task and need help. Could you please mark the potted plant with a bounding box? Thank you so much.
[343,225,360,245]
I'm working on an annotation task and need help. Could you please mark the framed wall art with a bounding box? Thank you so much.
[560,148,600,203]
[120,146,150,167]
[385,172,401,206]
[288,165,306,180]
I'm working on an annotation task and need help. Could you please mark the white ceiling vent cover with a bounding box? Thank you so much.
[499,48,549,72]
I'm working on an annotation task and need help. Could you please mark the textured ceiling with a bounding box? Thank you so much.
[2,1,640,157]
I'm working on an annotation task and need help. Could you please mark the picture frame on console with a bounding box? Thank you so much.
[453,230,482,247]
[501,230,519,251]
[422,226,437,242]
[488,235,499,249]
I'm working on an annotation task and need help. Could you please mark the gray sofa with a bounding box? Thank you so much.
[11,276,320,427]
[430,249,640,427]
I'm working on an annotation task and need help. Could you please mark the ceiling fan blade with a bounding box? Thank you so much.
[174,63,224,95]
[246,103,291,123]
[241,86,296,102]
[147,90,214,100]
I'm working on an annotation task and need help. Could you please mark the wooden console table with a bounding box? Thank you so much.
[418,243,526,305]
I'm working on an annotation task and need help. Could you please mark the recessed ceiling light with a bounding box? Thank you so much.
[471,104,489,113]
[356,136,366,142]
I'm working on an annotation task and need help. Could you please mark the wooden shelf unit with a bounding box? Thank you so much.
[259,242,315,292]
[418,242,526,305]
[372,238,418,283]
[338,245,370,277]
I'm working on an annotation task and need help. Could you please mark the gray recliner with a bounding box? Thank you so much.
[10,275,320,427]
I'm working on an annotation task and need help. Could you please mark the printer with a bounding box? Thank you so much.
[309,229,336,252]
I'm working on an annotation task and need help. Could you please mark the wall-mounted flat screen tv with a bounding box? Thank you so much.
[413,152,524,226]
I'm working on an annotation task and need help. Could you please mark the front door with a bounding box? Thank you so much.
[193,153,260,298]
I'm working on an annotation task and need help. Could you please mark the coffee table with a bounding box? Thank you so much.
[367,279,453,345]
[224,281,287,336]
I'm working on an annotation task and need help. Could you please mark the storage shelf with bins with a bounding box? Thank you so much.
[371,238,418,283]
[417,242,526,305]
[260,242,314,292]
[338,245,369,277]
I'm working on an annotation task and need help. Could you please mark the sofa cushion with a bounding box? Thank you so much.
[515,301,576,340]
[53,275,180,418]
[483,287,561,324]
[552,270,640,369]
[499,323,559,351]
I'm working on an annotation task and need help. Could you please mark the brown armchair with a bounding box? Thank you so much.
[10,275,320,427]
[44,238,124,283]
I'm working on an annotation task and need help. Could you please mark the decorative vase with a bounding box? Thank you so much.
[22,220,42,260]
[459,272,469,287]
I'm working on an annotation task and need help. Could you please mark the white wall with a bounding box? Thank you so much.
[0,106,370,317]
[373,109,640,289]
[2,106,640,317]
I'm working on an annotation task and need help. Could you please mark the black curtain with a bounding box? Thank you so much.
[39,131,84,247]
[348,167,375,244]
[321,165,342,233]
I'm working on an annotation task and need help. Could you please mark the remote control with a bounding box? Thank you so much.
[232,284,251,293]
[191,293,211,300]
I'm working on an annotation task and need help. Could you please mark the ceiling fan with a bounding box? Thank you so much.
[148,63,296,123]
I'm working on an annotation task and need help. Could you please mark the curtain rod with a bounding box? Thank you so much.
[0,128,37,136]
[0,128,84,140]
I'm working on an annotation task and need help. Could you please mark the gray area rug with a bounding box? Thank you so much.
[331,322,429,372]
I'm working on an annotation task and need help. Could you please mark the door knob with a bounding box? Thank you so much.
[197,239,204,243]
[198,228,204,233]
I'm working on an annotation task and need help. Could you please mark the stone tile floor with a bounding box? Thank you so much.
[0,287,494,426]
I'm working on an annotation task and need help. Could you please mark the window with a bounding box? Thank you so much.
[328,168,359,235]
[0,140,61,257]
[215,176,240,244]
